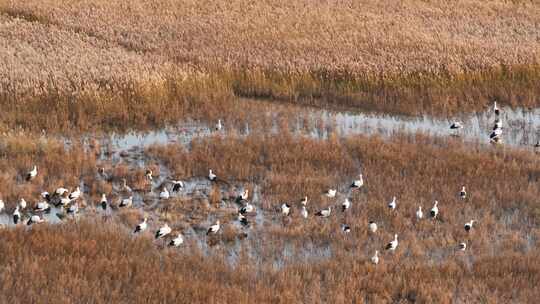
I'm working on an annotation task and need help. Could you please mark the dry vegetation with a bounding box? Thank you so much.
[1,0,540,133]
[1,130,540,302]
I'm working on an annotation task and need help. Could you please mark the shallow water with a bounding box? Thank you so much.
[103,106,540,152]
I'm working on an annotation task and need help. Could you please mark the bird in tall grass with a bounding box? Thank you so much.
[100,194,108,210]
[119,196,133,208]
[134,218,148,233]
[238,213,250,227]
[207,220,220,235]
[371,251,379,265]
[215,119,223,131]
[239,202,254,214]
[458,242,467,251]
[41,191,51,202]
[0,199,4,213]
[460,186,467,199]
[493,101,500,116]
[172,180,184,192]
[416,206,423,219]
[281,203,291,216]
[385,234,399,251]
[27,214,44,226]
[350,174,364,189]
[300,196,308,206]
[169,234,184,247]
[19,198,27,210]
[236,189,249,203]
[300,206,308,219]
[464,220,475,232]
[342,198,351,212]
[368,221,378,233]
[315,206,332,218]
[324,189,337,198]
[208,169,217,182]
[26,165,37,181]
[67,203,79,215]
[13,206,20,224]
[155,224,172,239]
[534,141,540,153]
[388,196,397,211]
[341,224,351,233]
[145,169,153,182]
[430,201,439,219]
[159,187,170,200]
[69,187,81,201]
[55,187,69,196]
[121,178,132,193]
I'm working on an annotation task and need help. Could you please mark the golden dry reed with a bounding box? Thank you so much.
[1,1,540,133]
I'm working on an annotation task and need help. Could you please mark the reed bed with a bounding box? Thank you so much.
[1,131,539,302]
[1,1,540,133]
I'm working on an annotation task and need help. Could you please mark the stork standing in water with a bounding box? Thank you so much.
[155,224,172,239]
[430,201,439,219]
[237,213,250,227]
[134,218,148,233]
[386,234,399,251]
[215,119,223,131]
[100,194,108,210]
[236,189,249,203]
[27,215,44,226]
[493,101,500,116]
[26,165,37,181]
[34,201,50,213]
[172,180,184,192]
[207,220,220,235]
[159,187,170,200]
[449,122,463,136]
[169,234,184,247]
[350,174,363,189]
[208,169,217,182]
[13,206,20,224]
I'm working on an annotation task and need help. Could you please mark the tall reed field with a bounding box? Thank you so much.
[1,0,540,134]
[1,128,539,302]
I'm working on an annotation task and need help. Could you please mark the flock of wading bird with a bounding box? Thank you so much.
[0,102,539,264]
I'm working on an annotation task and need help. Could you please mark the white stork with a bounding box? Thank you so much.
[315,206,332,218]
[26,165,37,181]
[207,220,220,235]
[134,218,148,233]
[430,201,439,219]
[155,224,172,239]
[385,234,399,251]
[350,174,364,189]
[169,234,184,247]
